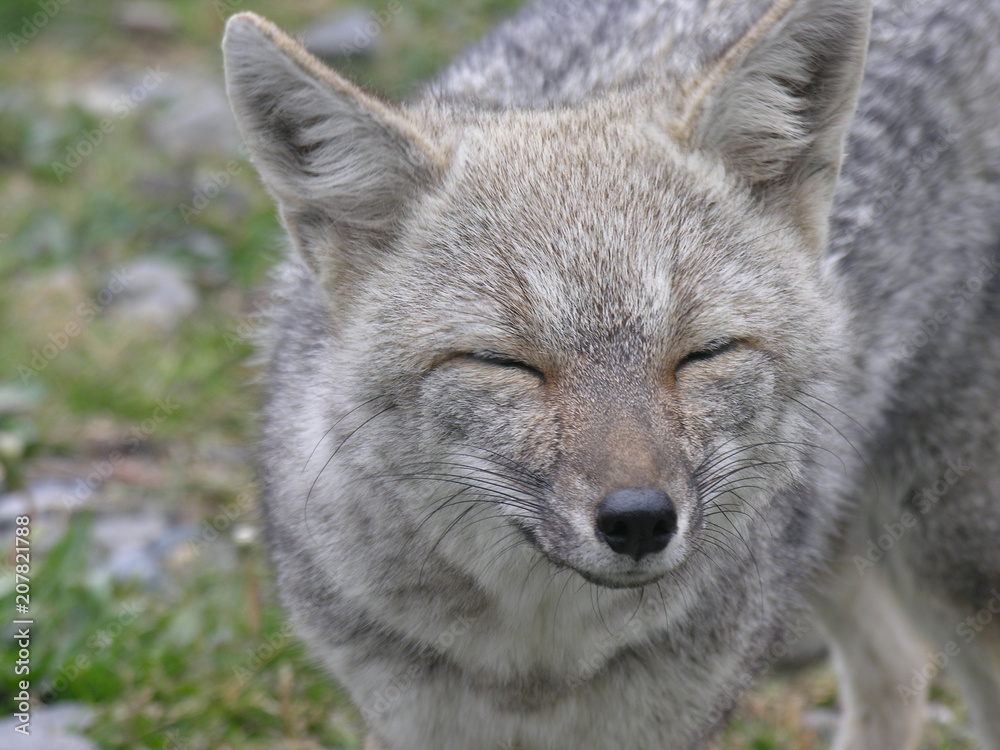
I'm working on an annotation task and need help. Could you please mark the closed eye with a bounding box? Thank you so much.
[466,351,545,382]
[678,338,740,368]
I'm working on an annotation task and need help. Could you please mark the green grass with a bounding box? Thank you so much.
[0,0,977,747]
[0,515,361,749]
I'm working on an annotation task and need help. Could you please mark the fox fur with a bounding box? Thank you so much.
[222,0,1000,747]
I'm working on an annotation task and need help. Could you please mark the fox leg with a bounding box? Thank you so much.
[918,603,1000,750]
[363,735,387,750]
[949,642,1000,750]
[812,565,927,750]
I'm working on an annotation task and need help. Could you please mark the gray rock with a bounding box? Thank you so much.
[800,707,838,741]
[116,1,179,37]
[0,383,45,416]
[146,72,243,161]
[0,702,98,750]
[89,512,209,585]
[301,8,382,60]
[51,76,156,123]
[925,702,958,726]
[0,479,82,522]
[106,258,198,331]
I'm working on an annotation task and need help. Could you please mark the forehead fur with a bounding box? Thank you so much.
[385,99,813,355]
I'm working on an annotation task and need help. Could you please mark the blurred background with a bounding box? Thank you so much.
[0,0,974,748]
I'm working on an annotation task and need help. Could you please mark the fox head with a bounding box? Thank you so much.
[224,0,869,589]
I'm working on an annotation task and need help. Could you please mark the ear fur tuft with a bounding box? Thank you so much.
[673,0,872,238]
[222,12,443,295]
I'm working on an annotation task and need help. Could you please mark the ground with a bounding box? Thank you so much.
[0,0,976,747]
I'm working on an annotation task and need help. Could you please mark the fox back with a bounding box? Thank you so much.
[223,0,1000,747]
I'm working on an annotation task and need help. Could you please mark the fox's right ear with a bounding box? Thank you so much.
[222,13,443,303]
[670,0,871,248]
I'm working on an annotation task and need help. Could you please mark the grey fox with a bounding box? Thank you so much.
[222,0,1000,747]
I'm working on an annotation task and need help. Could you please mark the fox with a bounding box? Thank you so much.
[221,0,1000,747]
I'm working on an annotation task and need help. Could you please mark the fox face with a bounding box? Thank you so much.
[338,113,839,588]
[224,0,867,589]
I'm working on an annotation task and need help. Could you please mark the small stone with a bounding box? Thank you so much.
[232,523,258,548]
[146,72,243,161]
[91,511,171,583]
[0,432,25,461]
[800,707,838,738]
[301,8,382,60]
[925,702,957,725]
[0,702,98,750]
[0,479,83,521]
[116,1,179,37]
[106,258,198,331]
[0,383,45,416]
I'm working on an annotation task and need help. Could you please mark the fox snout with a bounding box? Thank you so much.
[594,488,677,561]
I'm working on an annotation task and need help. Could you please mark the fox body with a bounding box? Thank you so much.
[222,0,1000,747]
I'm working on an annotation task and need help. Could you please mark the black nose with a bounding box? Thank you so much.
[595,488,677,561]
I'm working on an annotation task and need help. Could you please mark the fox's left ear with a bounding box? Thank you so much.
[222,13,444,309]
[673,0,871,243]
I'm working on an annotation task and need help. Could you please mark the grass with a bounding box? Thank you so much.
[0,0,977,748]
[1,514,360,749]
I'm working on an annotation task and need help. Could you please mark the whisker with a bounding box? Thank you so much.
[419,504,479,586]
[301,394,391,472]
[793,387,882,447]
[302,402,396,543]
[788,393,879,500]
